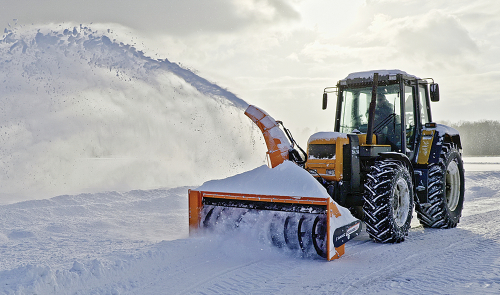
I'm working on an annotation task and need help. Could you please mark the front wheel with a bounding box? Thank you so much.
[363,159,414,243]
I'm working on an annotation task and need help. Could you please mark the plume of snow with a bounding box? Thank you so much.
[0,24,266,202]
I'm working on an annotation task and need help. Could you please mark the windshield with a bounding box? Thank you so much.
[339,84,400,134]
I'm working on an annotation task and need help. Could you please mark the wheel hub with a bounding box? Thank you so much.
[393,178,410,227]
[446,160,461,211]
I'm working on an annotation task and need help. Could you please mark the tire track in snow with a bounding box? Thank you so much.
[140,172,500,294]
[117,238,299,294]
[181,259,288,295]
[333,209,500,294]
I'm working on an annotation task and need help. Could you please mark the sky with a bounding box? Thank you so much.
[2,0,500,145]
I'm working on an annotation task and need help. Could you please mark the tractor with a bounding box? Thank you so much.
[309,69,465,242]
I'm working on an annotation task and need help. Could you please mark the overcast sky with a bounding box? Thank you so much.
[2,0,499,144]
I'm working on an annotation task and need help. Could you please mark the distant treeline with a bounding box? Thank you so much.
[439,120,500,156]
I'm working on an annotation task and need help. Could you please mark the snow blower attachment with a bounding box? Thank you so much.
[189,105,361,260]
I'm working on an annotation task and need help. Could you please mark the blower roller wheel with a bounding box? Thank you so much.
[200,207,329,258]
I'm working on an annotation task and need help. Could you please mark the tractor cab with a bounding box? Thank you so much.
[329,70,438,161]
[307,70,451,212]
[307,70,440,191]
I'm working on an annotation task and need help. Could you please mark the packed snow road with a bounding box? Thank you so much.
[1,170,500,294]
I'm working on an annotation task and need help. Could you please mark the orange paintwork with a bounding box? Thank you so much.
[357,134,377,146]
[329,200,342,218]
[306,136,349,181]
[332,244,345,259]
[198,191,330,205]
[326,198,344,261]
[306,133,385,182]
[244,105,291,168]
[188,190,203,235]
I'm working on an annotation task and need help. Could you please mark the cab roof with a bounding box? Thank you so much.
[339,70,421,87]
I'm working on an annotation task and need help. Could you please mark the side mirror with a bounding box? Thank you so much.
[430,83,440,102]
[322,92,328,109]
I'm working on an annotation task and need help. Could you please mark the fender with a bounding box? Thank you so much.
[378,152,414,178]
[436,124,462,150]
[418,124,462,165]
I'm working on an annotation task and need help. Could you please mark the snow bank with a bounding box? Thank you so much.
[198,160,360,250]
[1,171,500,294]
[197,159,358,219]
[198,160,331,199]
[464,157,500,172]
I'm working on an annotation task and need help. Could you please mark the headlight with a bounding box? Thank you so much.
[326,169,335,175]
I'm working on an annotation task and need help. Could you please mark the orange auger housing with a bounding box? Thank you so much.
[189,190,357,260]
[188,105,361,261]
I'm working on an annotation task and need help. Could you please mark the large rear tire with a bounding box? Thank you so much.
[416,143,465,228]
[363,159,414,243]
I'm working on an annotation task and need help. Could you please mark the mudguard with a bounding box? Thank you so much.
[416,124,462,165]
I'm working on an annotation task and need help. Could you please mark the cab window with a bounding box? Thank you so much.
[405,85,416,151]
[418,85,430,125]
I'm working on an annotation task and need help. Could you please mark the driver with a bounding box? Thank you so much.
[374,93,393,127]
[373,92,400,149]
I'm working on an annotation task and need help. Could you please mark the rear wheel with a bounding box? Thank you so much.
[363,159,414,243]
[416,143,465,228]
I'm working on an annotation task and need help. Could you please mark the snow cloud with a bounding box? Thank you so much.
[0,26,266,202]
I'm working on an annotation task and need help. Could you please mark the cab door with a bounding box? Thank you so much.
[404,82,430,161]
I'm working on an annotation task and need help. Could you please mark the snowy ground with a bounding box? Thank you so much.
[1,161,499,294]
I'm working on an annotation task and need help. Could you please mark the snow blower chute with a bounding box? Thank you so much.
[188,105,361,260]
